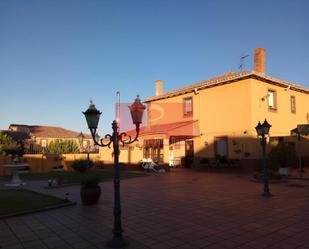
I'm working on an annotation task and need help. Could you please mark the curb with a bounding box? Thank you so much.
[0,201,76,219]
[0,189,77,219]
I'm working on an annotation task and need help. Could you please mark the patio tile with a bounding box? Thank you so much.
[1,170,308,249]
[22,241,49,249]
[1,244,24,249]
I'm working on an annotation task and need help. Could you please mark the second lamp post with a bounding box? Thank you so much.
[255,119,272,197]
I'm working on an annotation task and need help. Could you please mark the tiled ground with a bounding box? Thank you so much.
[1,169,309,249]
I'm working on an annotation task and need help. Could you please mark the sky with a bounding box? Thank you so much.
[0,0,308,134]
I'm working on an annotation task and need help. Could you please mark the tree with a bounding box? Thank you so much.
[0,134,24,156]
[46,139,79,154]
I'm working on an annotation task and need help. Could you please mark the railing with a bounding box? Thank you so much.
[25,146,99,154]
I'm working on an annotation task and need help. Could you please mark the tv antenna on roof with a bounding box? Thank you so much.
[239,54,249,72]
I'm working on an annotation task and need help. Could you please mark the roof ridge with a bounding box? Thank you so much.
[9,124,92,138]
[145,71,252,102]
[10,124,66,129]
[144,71,308,102]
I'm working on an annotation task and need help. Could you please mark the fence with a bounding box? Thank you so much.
[25,145,99,154]
[0,153,102,176]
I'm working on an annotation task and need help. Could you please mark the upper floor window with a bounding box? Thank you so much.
[183,97,193,117]
[268,89,277,111]
[290,96,296,113]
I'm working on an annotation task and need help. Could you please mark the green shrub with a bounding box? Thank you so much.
[268,142,296,168]
[71,159,93,173]
[46,139,79,154]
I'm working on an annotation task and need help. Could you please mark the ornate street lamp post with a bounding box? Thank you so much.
[78,132,90,163]
[255,119,272,197]
[78,132,85,151]
[83,95,145,248]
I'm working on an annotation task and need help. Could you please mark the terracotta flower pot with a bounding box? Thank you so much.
[80,186,101,205]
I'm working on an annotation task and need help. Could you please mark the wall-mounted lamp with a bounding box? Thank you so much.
[260,94,270,102]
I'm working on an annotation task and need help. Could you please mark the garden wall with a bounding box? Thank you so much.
[0,153,102,176]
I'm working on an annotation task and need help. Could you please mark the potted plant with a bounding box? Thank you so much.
[80,175,101,205]
[268,142,296,176]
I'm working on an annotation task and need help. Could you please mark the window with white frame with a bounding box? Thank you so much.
[183,97,193,116]
[268,89,277,110]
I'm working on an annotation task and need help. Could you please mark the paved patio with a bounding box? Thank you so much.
[1,169,309,249]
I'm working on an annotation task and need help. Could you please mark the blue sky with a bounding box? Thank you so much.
[0,0,308,134]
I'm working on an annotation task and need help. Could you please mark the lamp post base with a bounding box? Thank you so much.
[261,192,272,197]
[107,236,129,248]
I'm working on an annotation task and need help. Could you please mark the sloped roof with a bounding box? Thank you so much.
[126,120,199,137]
[9,124,92,139]
[144,71,309,102]
[0,130,31,141]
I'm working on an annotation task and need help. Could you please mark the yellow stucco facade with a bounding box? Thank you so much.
[99,73,309,169]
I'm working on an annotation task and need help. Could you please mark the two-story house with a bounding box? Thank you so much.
[100,48,309,169]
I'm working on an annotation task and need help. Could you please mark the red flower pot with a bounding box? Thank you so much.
[80,186,101,205]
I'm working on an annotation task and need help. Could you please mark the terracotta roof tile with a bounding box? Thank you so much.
[126,120,199,137]
[144,71,309,102]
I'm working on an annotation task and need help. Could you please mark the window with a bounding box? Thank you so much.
[143,139,164,163]
[268,89,277,110]
[290,96,296,113]
[170,137,181,149]
[214,137,228,158]
[183,97,193,116]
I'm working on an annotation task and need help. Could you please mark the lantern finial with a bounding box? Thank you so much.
[83,100,102,131]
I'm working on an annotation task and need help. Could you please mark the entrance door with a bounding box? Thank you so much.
[185,140,194,167]
[214,137,228,161]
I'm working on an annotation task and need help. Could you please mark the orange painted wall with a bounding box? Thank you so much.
[99,77,308,164]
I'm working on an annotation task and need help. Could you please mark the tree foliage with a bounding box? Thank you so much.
[0,134,24,156]
[46,139,79,154]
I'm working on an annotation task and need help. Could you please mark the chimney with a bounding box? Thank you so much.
[155,80,163,96]
[254,48,266,74]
